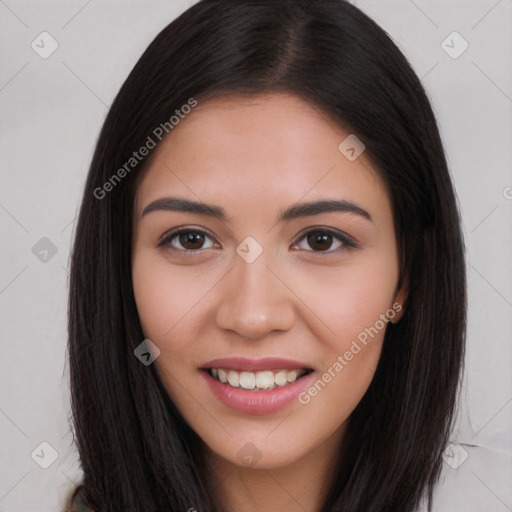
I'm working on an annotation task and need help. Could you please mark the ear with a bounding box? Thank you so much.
[390,282,408,324]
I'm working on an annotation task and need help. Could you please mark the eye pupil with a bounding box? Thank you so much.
[307,231,333,251]
[180,232,205,250]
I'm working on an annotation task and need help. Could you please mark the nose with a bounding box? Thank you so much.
[215,254,296,340]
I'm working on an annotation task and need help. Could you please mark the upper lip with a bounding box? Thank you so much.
[201,357,313,372]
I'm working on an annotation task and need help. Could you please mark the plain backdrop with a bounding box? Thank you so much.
[1,1,511,511]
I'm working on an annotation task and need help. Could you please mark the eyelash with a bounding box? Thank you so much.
[157,227,360,255]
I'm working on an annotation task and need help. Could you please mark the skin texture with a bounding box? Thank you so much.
[131,93,406,512]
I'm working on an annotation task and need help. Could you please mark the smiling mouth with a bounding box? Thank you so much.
[205,368,313,390]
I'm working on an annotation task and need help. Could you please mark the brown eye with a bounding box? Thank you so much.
[293,228,358,253]
[159,229,217,252]
[178,231,206,250]
[307,231,335,251]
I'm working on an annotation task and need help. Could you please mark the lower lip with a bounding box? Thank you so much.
[201,369,316,415]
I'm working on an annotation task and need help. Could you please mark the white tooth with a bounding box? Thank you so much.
[227,370,240,388]
[211,368,218,378]
[239,371,256,390]
[274,370,288,386]
[218,368,228,383]
[286,369,299,383]
[256,371,274,389]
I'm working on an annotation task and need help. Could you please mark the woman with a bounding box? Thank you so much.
[65,0,466,510]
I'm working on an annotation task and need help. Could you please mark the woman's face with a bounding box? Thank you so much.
[131,93,405,470]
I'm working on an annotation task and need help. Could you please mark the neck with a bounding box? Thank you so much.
[205,425,345,512]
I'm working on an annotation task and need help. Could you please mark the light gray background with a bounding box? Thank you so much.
[1,1,511,511]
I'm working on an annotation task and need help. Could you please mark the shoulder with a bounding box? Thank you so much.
[62,484,96,512]
[429,443,511,511]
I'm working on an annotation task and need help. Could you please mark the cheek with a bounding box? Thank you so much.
[132,254,208,405]
[132,256,173,339]
[288,254,398,352]
[328,276,395,354]
[132,251,210,343]
[294,255,398,422]
[296,274,393,427]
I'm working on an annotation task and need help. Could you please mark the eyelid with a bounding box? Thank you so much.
[292,226,360,251]
[157,226,220,249]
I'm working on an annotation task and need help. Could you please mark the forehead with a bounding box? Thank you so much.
[133,92,389,220]
[156,92,356,166]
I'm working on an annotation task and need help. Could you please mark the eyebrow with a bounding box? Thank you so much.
[141,196,372,223]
